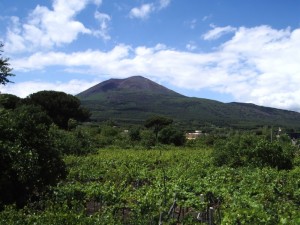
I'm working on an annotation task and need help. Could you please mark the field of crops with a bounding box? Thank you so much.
[1,147,300,225]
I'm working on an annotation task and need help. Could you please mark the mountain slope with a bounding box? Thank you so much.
[78,76,182,99]
[77,76,300,129]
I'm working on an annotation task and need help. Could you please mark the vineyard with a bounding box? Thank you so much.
[1,146,300,225]
[1,35,300,225]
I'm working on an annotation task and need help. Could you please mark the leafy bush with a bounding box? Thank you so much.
[212,134,295,169]
[185,134,223,148]
[0,106,66,208]
[23,91,90,129]
[91,125,120,147]
[50,125,97,155]
[140,130,156,149]
[0,94,21,109]
[129,126,141,142]
[250,140,294,169]
[100,125,119,137]
[158,126,186,146]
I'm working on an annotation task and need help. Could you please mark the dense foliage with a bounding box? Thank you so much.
[1,89,300,224]
[212,134,296,169]
[50,125,97,155]
[0,105,66,208]
[158,125,186,146]
[1,147,300,224]
[24,91,91,129]
[0,94,21,109]
[78,77,300,130]
[0,42,14,85]
[0,90,92,209]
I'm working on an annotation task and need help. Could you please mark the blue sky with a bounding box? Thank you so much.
[1,0,300,111]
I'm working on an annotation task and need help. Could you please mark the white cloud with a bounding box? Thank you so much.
[129,4,154,19]
[202,14,212,22]
[12,45,131,71]
[5,17,27,53]
[4,0,104,53]
[185,19,197,29]
[0,79,98,98]
[6,25,300,112]
[186,42,197,51]
[93,11,111,40]
[158,0,171,9]
[202,25,237,40]
[129,0,171,19]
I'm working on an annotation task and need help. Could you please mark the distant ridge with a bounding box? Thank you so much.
[77,76,300,129]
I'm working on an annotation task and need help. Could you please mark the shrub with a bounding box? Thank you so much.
[140,130,156,149]
[158,126,186,146]
[0,106,66,208]
[129,126,141,142]
[24,91,90,129]
[250,140,294,169]
[212,134,295,170]
[50,125,97,155]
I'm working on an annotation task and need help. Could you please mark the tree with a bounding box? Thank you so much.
[0,42,14,85]
[49,125,96,155]
[140,129,156,149]
[158,125,186,146]
[24,91,91,129]
[144,116,173,142]
[0,105,66,208]
[212,134,295,170]
[0,93,21,109]
[129,126,142,142]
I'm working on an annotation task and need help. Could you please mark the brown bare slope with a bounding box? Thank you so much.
[78,76,182,98]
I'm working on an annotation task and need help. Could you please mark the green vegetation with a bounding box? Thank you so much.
[158,125,186,146]
[1,146,300,224]
[212,134,295,169]
[0,90,92,209]
[24,91,91,129]
[145,115,173,141]
[1,69,300,224]
[0,42,14,85]
[0,94,21,109]
[77,76,300,130]
[0,105,66,208]
[1,103,300,224]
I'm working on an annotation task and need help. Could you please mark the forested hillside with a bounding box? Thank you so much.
[77,76,300,130]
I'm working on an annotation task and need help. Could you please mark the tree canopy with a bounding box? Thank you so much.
[0,105,66,208]
[158,125,186,146]
[24,91,91,129]
[0,42,14,85]
[0,93,21,109]
[212,134,295,170]
[145,115,173,140]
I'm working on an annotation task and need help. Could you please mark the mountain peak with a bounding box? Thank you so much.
[77,76,182,98]
[77,76,300,128]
